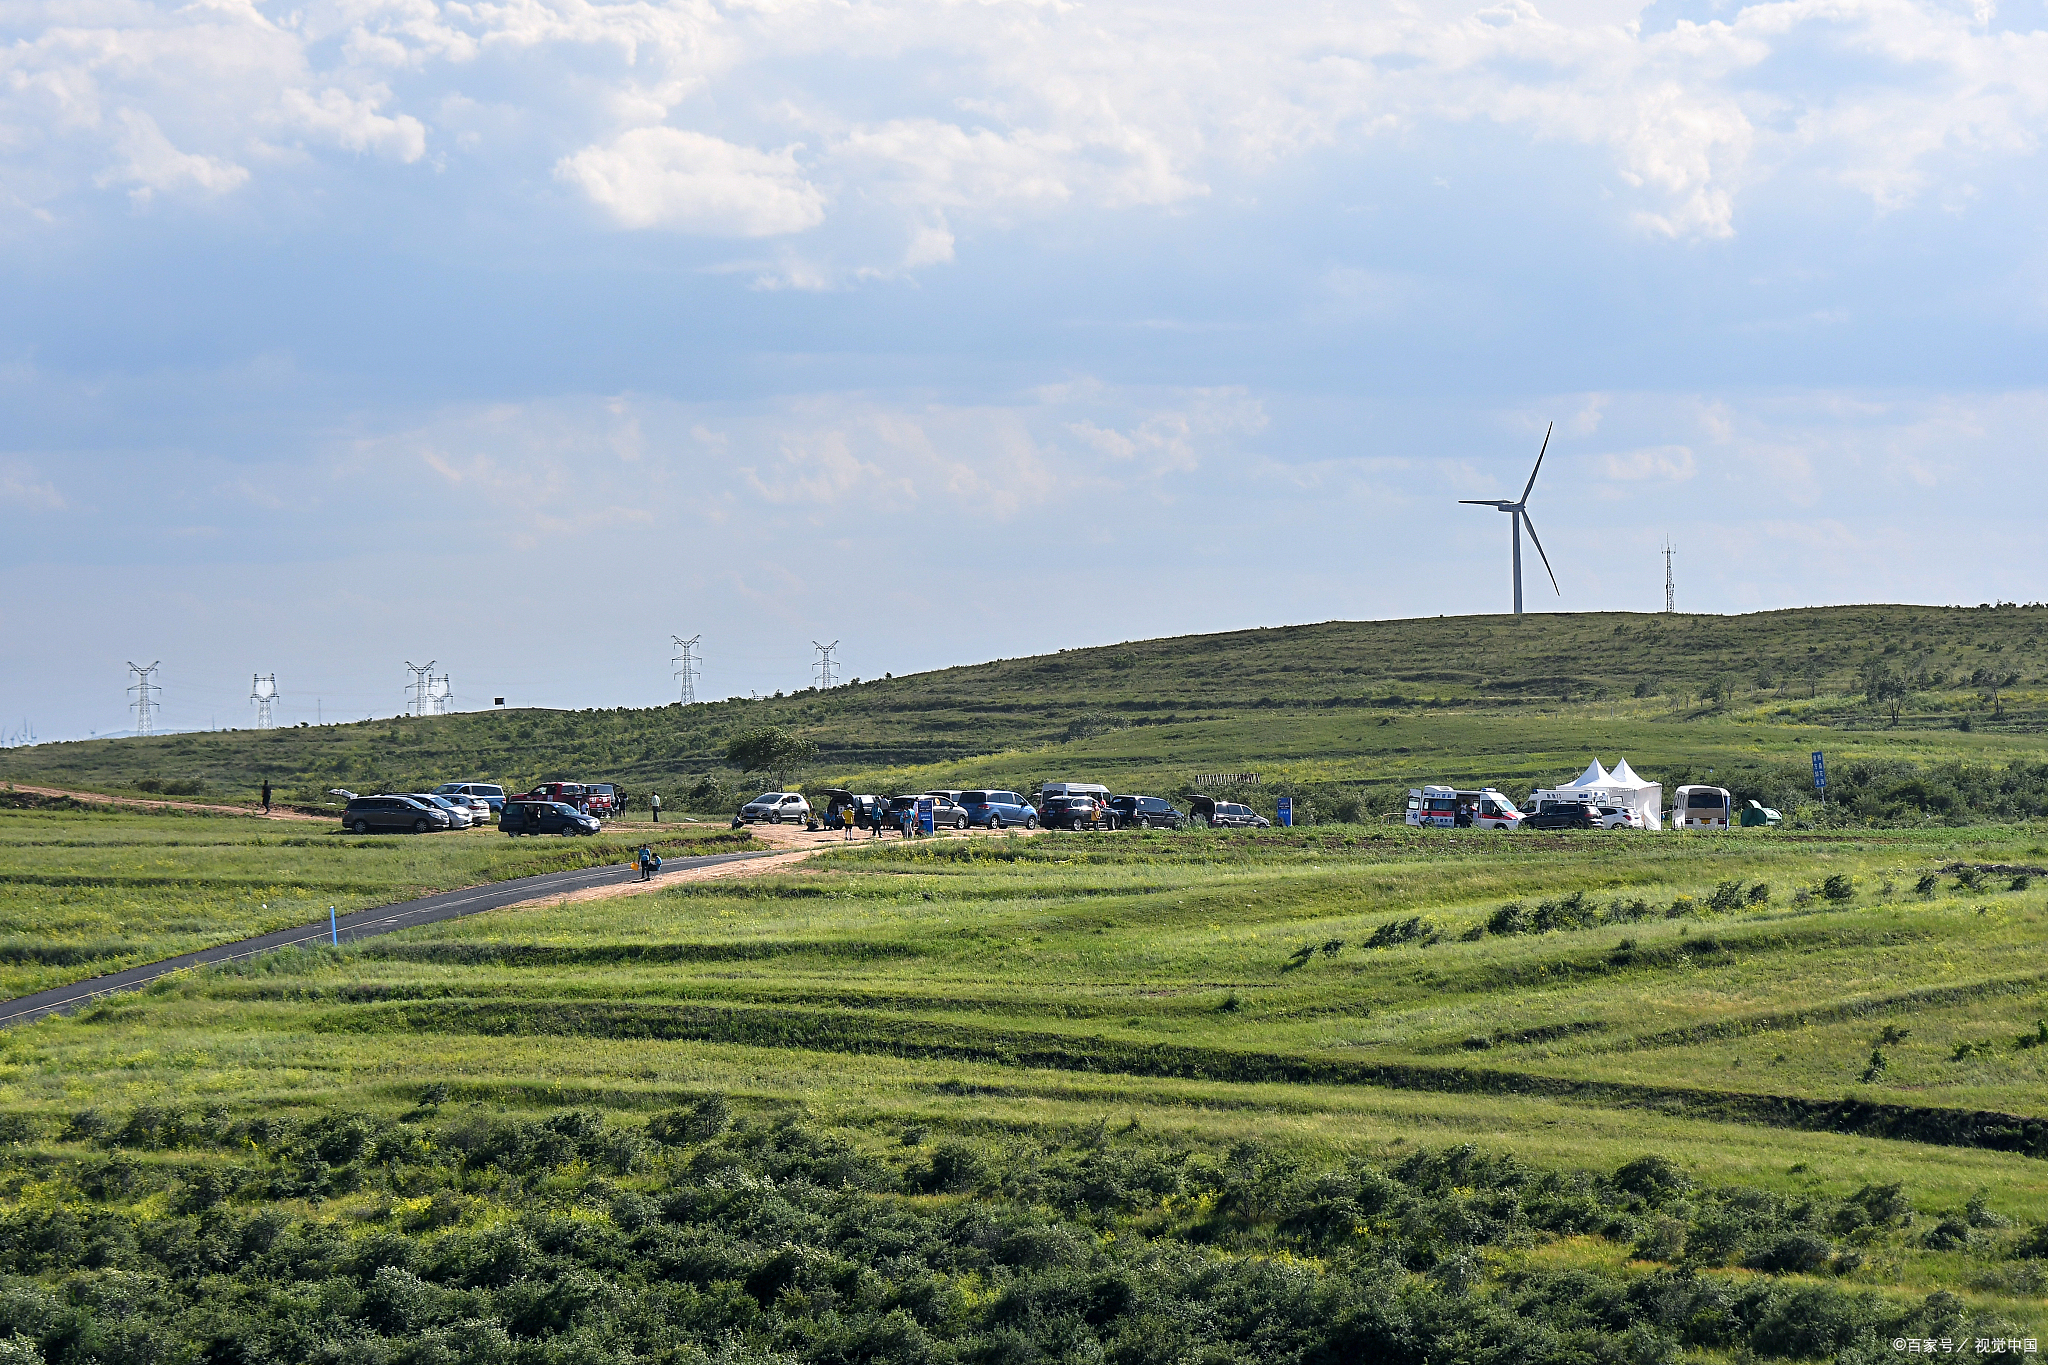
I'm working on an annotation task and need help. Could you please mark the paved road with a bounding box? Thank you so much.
[0,849,777,1028]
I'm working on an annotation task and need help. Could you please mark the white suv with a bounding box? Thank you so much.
[740,792,812,824]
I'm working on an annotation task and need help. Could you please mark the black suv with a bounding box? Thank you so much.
[1043,796,1110,831]
[500,800,602,837]
[1108,795,1186,830]
[343,796,450,835]
[1523,801,1599,830]
[1190,797,1269,828]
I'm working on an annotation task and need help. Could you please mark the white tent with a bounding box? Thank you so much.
[1539,756,1664,830]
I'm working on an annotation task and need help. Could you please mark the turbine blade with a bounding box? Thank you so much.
[1457,500,1505,506]
[1521,510,1560,594]
[1520,422,1553,504]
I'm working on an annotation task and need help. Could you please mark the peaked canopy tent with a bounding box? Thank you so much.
[1540,758,1664,830]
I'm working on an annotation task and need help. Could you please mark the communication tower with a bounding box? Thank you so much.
[813,640,840,690]
[1663,540,1676,613]
[250,673,279,729]
[127,661,162,735]
[405,661,436,717]
[671,635,701,705]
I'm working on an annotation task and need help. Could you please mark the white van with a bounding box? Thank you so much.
[1041,782,1110,802]
[1672,785,1732,829]
[1406,785,1523,830]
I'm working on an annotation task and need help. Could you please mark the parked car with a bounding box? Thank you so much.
[740,792,812,824]
[514,782,591,813]
[408,793,473,829]
[1108,795,1186,830]
[818,790,887,829]
[1041,782,1110,808]
[343,795,450,835]
[1671,784,1734,829]
[584,783,618,819]
[1042,795,1113,831]
[957,790,1039,829]
[886,794,968,829]
[1190,797,1269,828]
[1596,805,1644,830]
[924,790,966,804]
[500,800,601,836]
[1524,801,1600,830]
[433,781,507,813]
[451,793,495,822]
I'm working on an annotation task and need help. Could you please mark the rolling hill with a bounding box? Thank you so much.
[8,604,2048,822]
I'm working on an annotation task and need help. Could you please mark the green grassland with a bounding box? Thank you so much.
[0,806,2044,1360]
[0,800,749,999]
[10,605,2048,826]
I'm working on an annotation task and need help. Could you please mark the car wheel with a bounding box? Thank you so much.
[413,819,430,834]
[988,816,1002,830]
[352,819,369,835]
[955,816,967,830]
[1025,816,1038,829]
[1137,816,1151,830]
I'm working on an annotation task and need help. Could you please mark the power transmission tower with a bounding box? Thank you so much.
[671,635,701,705]
[430,675,455,715]
[1663,540,1676,613]
[127,661,162,735]
[813,640,840,690]
[405,661,436,717]
[250,673,279,729]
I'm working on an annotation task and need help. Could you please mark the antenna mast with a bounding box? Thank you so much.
[813,640,840,689]
[671,635,701,705]
[1663,539,1676,613]
[250,673,279,729]
[127,661,162,735]
[404,661,436,718]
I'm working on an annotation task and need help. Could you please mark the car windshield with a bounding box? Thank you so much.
[554,804,581,816]
[750,793,783,805]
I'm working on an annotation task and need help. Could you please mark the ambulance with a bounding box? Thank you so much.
[1671,784,1734,829]
[1405,785,1524,830]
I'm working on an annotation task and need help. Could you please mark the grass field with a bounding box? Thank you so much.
[0,799,749,998]
[11,605,2048,828]
[0,804,2044,1360]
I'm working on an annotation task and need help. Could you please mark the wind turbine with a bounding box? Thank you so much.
[1460,422,1559,616]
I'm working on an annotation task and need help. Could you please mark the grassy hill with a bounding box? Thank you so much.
[9,605,2048,823]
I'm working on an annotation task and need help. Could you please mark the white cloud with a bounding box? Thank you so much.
[0,460,65,509]
[279,86,427,162]
[1600,444,1696,480]
[97,110,249,200]
[555,128,826,235]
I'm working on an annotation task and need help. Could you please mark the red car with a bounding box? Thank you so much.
[515,782,591,814]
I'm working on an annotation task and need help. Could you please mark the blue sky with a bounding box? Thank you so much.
[2,0,2044,739]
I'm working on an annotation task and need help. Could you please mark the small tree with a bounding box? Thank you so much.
[725,726,819,789]
[1862,662,1908,725]
[1801,657,1824,698]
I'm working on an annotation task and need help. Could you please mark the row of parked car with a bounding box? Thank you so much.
[739,784,1272,832]
[339,779,620,836]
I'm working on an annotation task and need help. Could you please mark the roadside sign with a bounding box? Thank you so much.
[1276,796,1293,827]
[1811,751,1827,790]
[917,797,935,835]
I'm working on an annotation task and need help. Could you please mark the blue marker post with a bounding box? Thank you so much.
[1811,750,1827,807]
[330,905,338,946]
[1276,796,1293,828]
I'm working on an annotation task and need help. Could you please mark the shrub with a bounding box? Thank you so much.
[1365,917,1439,949]
[1745,882,1771,905]
[1706,881,1746,912]
[1822,874,1854,901]
[1486,903,1530,936]
[646,1094,730,1145]
[1916,873,1940,896]
[1745,1231,1832,1274]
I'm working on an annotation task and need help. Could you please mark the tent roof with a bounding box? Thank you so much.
[1610,758,1647,786]
[1567,759,1610,787]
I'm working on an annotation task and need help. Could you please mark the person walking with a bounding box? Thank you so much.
[637,845,657,881]
[651,792,661,823]
[260,780,272,815]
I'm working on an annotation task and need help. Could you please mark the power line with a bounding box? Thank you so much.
[250,673,279,729]
[127,661,161,736]
[671,635,701,705]
[1663,539,1676,614]
[404,661,436,718]
[813,640,840,690]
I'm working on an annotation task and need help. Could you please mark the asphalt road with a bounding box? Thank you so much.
[0,848,776,1028]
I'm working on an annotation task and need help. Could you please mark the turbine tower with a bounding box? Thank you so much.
[1663,539,1676,613]
[250,673,279,729]
[813,640,839,690]
[1459,422,1560,616]
[127,661,162,735]
[405,661,435,718]
[671,635,701,705]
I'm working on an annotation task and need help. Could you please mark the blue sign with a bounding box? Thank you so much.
[917,797,935,835]
[1812,751,1827,790]
[1276,796,1293,827]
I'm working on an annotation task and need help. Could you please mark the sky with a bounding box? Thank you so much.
[1,0,2044,740]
